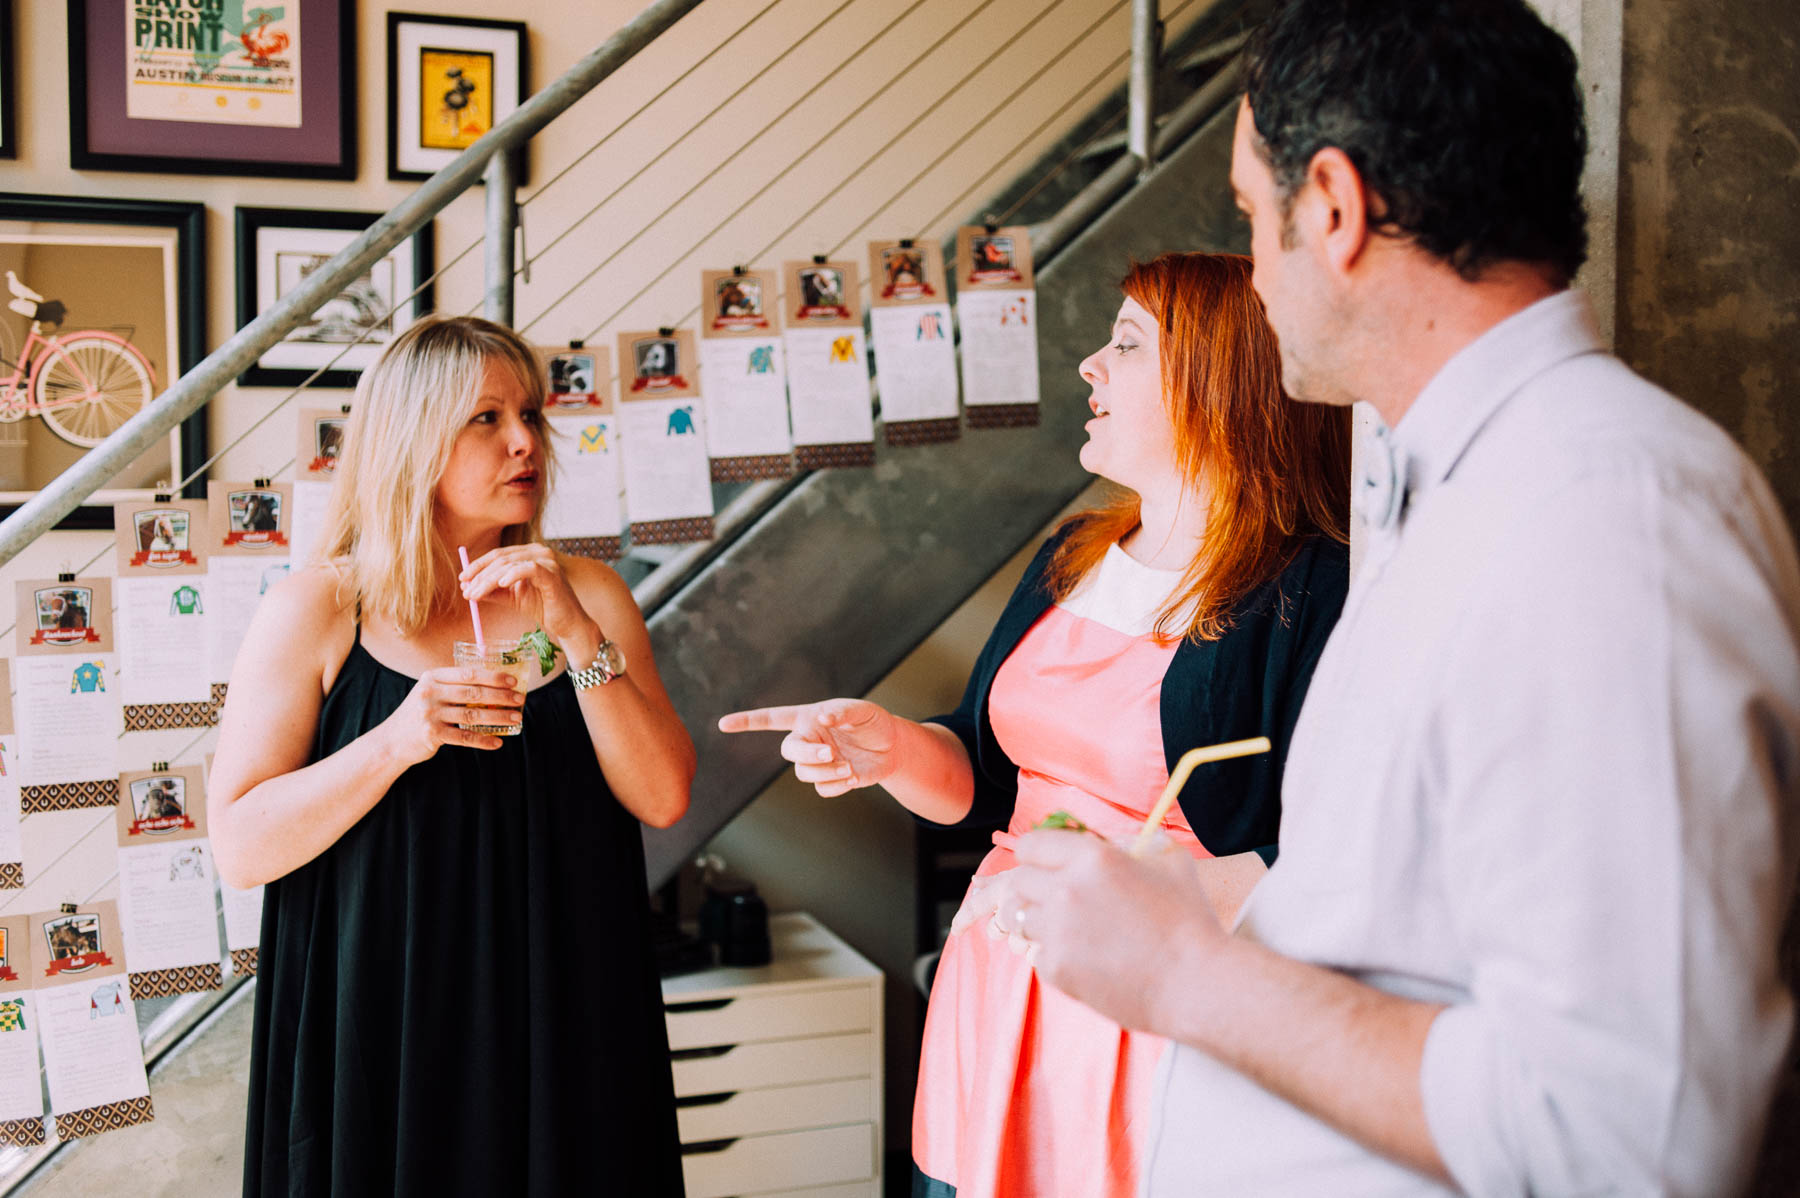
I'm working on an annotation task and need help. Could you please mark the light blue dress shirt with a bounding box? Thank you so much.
[1145,290,1800,1196]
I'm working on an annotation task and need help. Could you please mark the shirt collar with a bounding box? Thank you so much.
[1390,288,1606,503]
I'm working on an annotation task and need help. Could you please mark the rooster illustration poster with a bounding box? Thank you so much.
[418,48,494,150]
[125,1,303,128]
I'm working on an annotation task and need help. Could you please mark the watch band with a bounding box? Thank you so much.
[570,640,624,690]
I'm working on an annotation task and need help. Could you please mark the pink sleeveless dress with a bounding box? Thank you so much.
[913,544,1210,1197]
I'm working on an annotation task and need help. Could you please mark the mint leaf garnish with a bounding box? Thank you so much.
[520,627,560,675]
[1033,810,1093,833]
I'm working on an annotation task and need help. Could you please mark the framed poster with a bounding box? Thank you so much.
[386,12,527,183]
[0,194,207,529]
[234,207,435,390]
[66,0,356,179]
[0,0,16,161]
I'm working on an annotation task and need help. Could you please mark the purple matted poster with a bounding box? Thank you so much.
[72,0,351,176]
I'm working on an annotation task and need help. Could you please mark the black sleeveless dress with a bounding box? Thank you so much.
[243,632,685,1196]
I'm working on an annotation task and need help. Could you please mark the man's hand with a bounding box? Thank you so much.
[1006,828,1231,1033]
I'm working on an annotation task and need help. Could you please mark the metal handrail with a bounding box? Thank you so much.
[0,0,710,567]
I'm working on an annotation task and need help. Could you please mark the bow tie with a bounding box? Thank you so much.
[1355,420,1407,531]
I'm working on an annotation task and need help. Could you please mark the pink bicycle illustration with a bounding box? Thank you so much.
[3,270,156,448]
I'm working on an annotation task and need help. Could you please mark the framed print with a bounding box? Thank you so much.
[387,13,527,183]
[234,207,435,390]
[0,194,207,530]
[1,0,16,161]
[66,0,356,179]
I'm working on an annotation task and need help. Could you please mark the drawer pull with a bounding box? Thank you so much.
[680,1136,740,1156]
[666,997,736,1013]
[675,1090,737,1108]
[670,1043,735,1061]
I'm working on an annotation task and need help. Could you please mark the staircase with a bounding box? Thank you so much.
[0,0,1268,1189]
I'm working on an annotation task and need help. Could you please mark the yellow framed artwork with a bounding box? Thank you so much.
[386,13,526,182]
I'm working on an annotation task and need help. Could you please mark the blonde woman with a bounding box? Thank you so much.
[210,317,694,1196]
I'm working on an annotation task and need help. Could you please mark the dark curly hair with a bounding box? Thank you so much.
[1244,0,1588,286]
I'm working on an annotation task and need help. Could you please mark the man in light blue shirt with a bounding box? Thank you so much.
[1003,1,1800,1193]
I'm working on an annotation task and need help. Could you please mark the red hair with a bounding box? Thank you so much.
[1045,253,1350,641]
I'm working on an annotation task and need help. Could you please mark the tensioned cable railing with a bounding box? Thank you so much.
[0,0,1257,1184]
[0,0,1247,647]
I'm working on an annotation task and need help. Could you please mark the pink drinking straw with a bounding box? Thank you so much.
[456,545,487,654]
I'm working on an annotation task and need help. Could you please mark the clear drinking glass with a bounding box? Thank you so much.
[452,639,526,736]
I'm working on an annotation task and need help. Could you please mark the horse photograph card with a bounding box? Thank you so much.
[0,915,46,1146]
[617,329,714,546]
[955,225,1040,429]
[114,766,222,1000]
[287,406,346,568]
[206,481,294,694]
[536,344,624,561]
[782,259,874,469]
[114,500,213,728]
[13,577,119,808]
[868,239,959,443]
[699,269,793,482]
[29,901,154,1141]
[0,665,21,889]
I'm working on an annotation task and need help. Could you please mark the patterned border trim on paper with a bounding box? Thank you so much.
[964,403,1040,429]
[230,948,259,977]
[128,964,223,1000]
[630,518,716,546]
[794,442,877,470]
[20,780,117,814]
[54,1096,154,1140]
[212,682,230,710]
[549,536,623,562]
[885,418,962,447]
[0,863,21,890]
[123,701,217,732]
[710,454,794,483]
[0,1117,45,1147]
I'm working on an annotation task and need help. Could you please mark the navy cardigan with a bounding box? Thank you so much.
[929,532,1349,864]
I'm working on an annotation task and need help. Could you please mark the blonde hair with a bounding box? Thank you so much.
[312,316,553,634]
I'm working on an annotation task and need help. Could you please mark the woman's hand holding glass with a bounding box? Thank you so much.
[458,543,604,667]
[718,698,901,798]
[380,667,525,761]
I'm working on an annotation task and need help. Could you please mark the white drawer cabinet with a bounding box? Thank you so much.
[663,913,884,1198]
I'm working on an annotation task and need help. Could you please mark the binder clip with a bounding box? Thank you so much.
[812,254,828,266]
[899,238,914,249]
[152,762,169,773]
[731,265,746,278]
[253,477,271,489]
[657,326,675,338]
[60,902,77,915]
[567,340,584,350]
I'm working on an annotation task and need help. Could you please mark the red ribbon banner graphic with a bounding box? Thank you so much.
[43,953,114,978]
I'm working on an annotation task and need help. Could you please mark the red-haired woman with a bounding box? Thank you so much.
[722,253,1350,1197]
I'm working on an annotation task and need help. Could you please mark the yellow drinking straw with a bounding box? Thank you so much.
[1130,736,1272,856]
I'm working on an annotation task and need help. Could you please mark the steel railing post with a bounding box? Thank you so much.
[1128,0,1159,176]
[484,152,519,326]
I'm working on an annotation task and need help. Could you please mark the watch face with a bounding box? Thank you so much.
[598,641,626,676]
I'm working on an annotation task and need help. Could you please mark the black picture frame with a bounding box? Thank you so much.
[67,0,356,179]
[0,193,208,530]
[386,11,528,184]
[234,206,436,390]
[0,0,16,161]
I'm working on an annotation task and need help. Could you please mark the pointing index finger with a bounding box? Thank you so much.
[718,706,804,734]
